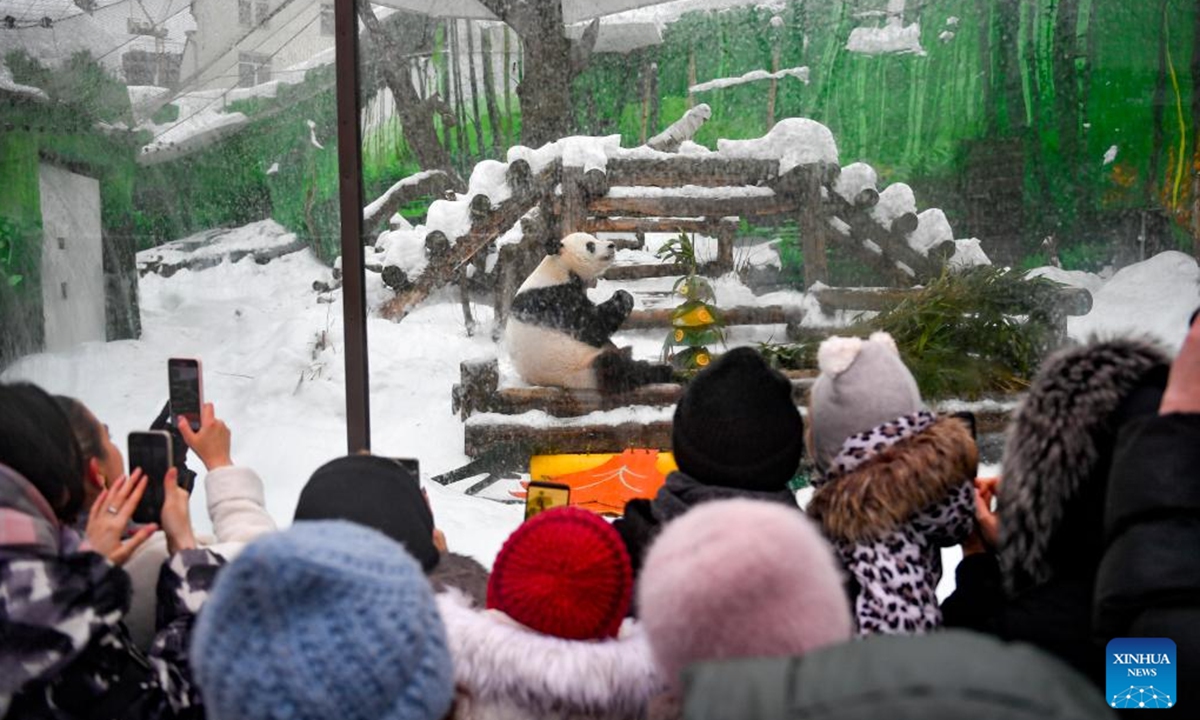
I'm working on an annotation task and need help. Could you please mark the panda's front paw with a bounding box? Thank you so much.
[613,289,635,317]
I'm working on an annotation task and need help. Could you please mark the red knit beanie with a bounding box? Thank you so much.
[487,507,632,641]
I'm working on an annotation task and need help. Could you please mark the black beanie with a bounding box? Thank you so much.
[294,455,440,572]
[670,347,804,492]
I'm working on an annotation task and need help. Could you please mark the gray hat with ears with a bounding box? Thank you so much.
[807,332,924,471]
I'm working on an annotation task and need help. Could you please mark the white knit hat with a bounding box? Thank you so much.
[807,332,924,471]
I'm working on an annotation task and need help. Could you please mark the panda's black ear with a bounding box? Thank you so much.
[545,237,563,256]
[586,240,596,254]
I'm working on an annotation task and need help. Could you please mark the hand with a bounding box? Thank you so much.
[613,289,634,316]
[422,488,448,554]
[86,471,158,565]
[159,468,197,554]
[973,477,1001,550]
[178,402,233,471]
[1161,313,1200,415]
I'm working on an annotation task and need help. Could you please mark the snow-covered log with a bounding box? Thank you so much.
[362,170,461,237]
[646,103,711,152]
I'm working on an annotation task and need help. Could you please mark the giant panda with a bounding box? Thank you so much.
[505,232,674,394]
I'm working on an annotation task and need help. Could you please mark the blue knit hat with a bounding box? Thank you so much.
[190,520,455,720]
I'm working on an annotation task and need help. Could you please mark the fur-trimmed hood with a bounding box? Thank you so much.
[436,590,666,720]
[998,337,1170,593]
[808,416,977,544]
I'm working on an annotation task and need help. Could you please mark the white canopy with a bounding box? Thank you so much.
[368,0,672,24]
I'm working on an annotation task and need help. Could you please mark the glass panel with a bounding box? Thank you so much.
[0,0,344,536]
[351,0,1196,569]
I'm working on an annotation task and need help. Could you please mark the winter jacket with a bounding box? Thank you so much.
[613,471,798,580]
[436,589,666,720]
[430,552,490,607]
[678,630,1115,720]
[807,412,976,635]
[0,463,225,720]
[1096,412,1200,708]
[123,465,276,649]
[941,338,1169,688]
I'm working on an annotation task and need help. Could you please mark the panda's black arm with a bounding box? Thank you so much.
[508,276,631,348]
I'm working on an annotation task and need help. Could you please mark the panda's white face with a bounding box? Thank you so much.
[559,232,617,282]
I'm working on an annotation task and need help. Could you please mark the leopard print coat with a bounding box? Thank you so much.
[807,412,977,635]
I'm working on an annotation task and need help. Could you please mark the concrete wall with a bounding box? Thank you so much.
[38,164,106,352]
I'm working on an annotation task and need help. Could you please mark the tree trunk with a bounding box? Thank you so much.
[516,27,574,146]
[477,0,598,148]
[465,20,485,156]
[439,21,455,157]
[503,26,514,146]
[480,27,503,155]
[355,1,456,176]
[450,20,469,160]
[687,44,697,109]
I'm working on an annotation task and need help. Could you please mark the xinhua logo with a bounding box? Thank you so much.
[1107,638,1177,709]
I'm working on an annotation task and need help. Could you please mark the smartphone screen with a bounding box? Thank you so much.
[129,431,174,524]
[168,358,203,432]
[525,481,571,521]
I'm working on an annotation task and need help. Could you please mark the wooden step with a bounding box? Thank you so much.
[605,263,687,281]
[462,397,1019,458]
[606,156,781,188]
[624,304,802,330]
[583,216,739,236]
[589,187,795,219]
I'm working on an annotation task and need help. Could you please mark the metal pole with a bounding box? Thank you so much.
[334,0,371,452]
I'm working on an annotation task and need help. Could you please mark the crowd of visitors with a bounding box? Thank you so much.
[2,312,1197,719]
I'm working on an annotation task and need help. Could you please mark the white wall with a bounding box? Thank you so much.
[182,0,334,92]
[39,164,106,352]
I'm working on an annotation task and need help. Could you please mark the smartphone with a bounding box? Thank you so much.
[168,358,203,432]
[129,430,174,524]
[524,480,571,521]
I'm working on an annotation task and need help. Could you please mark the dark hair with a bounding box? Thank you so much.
[56,395,107,463]
[0,383,87,521]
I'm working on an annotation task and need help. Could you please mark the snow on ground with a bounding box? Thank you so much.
[1061,250,1199,353]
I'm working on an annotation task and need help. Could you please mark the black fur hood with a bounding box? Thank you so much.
[997,337,1170,594]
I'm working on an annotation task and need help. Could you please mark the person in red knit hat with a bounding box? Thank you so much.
[436,507,666,720]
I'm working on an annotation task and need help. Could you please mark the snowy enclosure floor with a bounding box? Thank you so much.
[3,223,1197,576]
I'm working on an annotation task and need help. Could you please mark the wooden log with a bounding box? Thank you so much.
[506,159,534,200]
[589,188,794,219]
[463,399,1018,457]
[623,304,800,330]
[715,221,735,273]
[891,212,920,235]
[854,187,880,208]
[469,194,493,222]
[813,287,920,314]
[612,236,645,251]
[362,170,461,238]
[465,375,817,419]
[646,102,710,152]
[561,166,587,236]
[794,169,829,288]
[606,156,780,188]
[381,265,411,292]
[581,167,609,199]
[424,230,451,260]
[381,160,561,321]
[582,216,739,235]
[465,419,674,457]
[452,358,500,419]
[604,263,688,281]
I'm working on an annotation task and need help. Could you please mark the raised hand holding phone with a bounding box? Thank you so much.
[86,470,157,565]
[525,481,571,521]
[177,402,233,471]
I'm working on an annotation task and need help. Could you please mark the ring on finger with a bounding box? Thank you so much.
[106,505,119,515]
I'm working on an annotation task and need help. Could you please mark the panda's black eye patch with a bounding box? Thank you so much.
[586,241,596,254]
